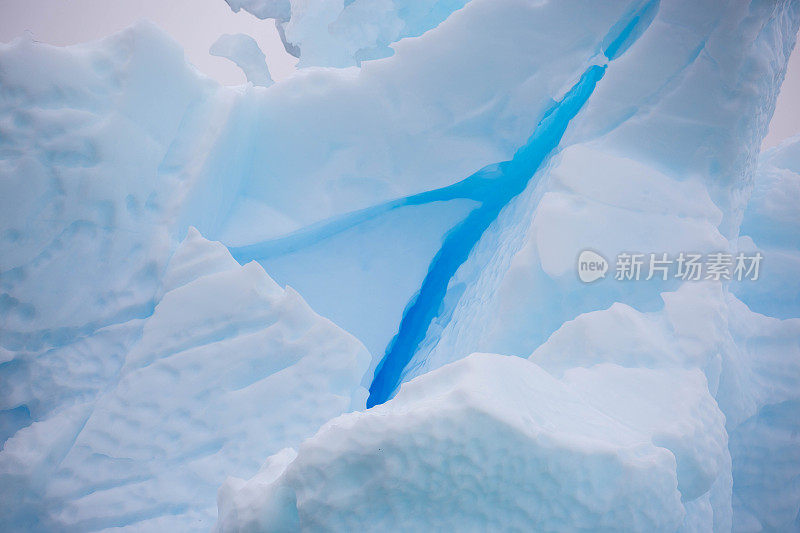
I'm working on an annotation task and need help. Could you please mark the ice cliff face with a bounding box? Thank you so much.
[1,0,799,531]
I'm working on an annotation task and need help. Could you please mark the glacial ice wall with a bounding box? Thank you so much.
[0,0,798,530]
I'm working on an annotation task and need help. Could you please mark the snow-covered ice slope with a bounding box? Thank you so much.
[1,0,799,530]
[0,29,222,522]
[1,228,370,530]
[0,23,212,350]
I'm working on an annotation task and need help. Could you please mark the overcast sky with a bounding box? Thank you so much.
[0,0,797,148]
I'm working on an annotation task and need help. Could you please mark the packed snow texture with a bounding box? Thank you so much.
[533,282,800,530]
[1,0,799,530]
[218,354,693,532]
[210,33,274,87]
[1,228,369,529]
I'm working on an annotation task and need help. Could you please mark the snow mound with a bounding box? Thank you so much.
[562,364,728,504]
[216,353,736,531]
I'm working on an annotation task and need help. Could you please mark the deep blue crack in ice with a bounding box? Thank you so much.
[230,65,615,407]
[602,0,659,60]
[367,64,606,407]
[229,0,661,408]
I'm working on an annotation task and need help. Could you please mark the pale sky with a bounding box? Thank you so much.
[0,0,797,148]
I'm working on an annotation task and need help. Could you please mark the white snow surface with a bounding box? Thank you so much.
[216,353,716,531]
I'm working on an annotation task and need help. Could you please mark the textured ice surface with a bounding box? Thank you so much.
[1,0,799,530]
[532,282,800,531]
[0,28,218,518]
[217,353,731,531]
[210,34,274,87]
[1,229,369,530]
[220,280,800,531]
[217,354,686,532]
[0,23,210,344]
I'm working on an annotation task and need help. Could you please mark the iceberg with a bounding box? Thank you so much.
[0,0,799,530]
[217,280,799,531]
